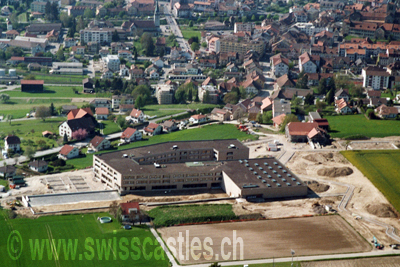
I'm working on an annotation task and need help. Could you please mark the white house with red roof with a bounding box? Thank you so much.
[95,107,109,120]
[4,135,21,152]
[58,145,79,160]
[129,108,145,123]
[299,52,317,73]
[270,53,290,78]
[120,127,142,143]
[189,114,207,124]
[143,123,162,136]
[120,202,140,222]
[89,136,110,152]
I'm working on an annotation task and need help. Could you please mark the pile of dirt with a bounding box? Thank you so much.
[312,202,327,215]
[307,181,330,193]
[366,204,398,218]
[304,153,334,163]
[320,199,335,205]
[317,167,353,177]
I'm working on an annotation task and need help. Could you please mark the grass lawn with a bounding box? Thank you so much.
[18,13,27,22]
[5,86,111,98]
[25,74,88,84]
[181,30,201,40]
[0,211,169,267]
[0,99,72,119]
[325,114,400,138]
[341,150,400,213]
[143,103,219,117]
[0,179,8,191]
[148,204,237,227]
[67,124,257,170]
[100,120,121,135]
[0,118,64,151]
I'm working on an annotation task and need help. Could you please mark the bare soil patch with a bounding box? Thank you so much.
[317,167,353,177]
[158,216,371,265]
[366,204,398,218]
[312,201,327,214]
[302,256,400,267]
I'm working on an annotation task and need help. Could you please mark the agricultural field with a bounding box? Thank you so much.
[158,216,371,265]
[0,210,169,267]
[148,204,238,227]
[5,86,111,98]
[181,30,201,40]
[19,73,88,84]
[67,124,257,170]
[325,115,400,138]
[301,256,400,267]
[341,150,400,213]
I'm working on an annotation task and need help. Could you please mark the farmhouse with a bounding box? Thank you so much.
[375,104,398,119]
[93,140,308,198]
[95,107,109,120]
[58,145,79,160]
[4,135,21,152]
[285,122,328,144]
[28,160,48,173]
[21,80,44,92]
[59,117,96,139]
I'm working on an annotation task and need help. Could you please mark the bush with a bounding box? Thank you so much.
[52,158,66,167]
[343,134,370,140]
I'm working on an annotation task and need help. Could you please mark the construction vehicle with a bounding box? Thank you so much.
[373,236,384,249]
[237,125,248,132]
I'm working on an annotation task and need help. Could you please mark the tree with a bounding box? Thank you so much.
[109,201,120,219]
[35,106,51,121]
[296,72,308,89]
[325,88,335,104]
[291,96,302,107]
[25,74,36,80]
[316,100,327,110]
[49,102,55,116]
[63,133,68,143]
[24,146,36,160]
[241,16,247,23]
[208,263,221,267]
[188,20,194,27]
[71,129,88,140]
[187,88,193,102]
[0,94,10,103]
[239,86,247,99]
[349,85,363,97]
[131,84,151,100]
[304,94,315,105]
[223,92,239,104]
[140,33,155,56]
[56,48,65,62]
[316,78,328,94]
[201,42,207,48]
[190,42,200,51]
[6,114,13,125]
[203,91,211,103]
[112,30,120,42]
[84,8,95,19]
[327,78,336,92]
[251,15,256,21]
[280,114,299,132]
[135,95,145,110]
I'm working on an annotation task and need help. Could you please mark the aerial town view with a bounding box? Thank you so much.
[1,0,400,266]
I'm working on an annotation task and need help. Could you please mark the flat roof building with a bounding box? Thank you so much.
[93,140,307,199]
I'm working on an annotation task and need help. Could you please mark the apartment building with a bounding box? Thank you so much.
[80,27,113,44]
[234,22,255,33]
[31,1,47,13]
[362,66,390,90]
[93,140,308,198]
[112,94,134,109]
[219,36,265,55]
[103,55,120,72]
[198,85,219,104]
[156,84,175,104]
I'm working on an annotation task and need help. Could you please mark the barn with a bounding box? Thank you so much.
[21,80,44,92]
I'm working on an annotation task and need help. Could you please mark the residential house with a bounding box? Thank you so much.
[272,114,286,128]
[119,104,135,114]
[6,30,19,39]
[143,123,163,136]
[151,57,164,68]
[271,53,290,78]
[149,70,160,80]
[28,160,48,173]
[112,94,134,109]
[211,108,231,121]
[299,52,318,73]
[120,202,140,222]
[120,64,130,77]
[261,97,273,113]
[367,90,382,99]
[4,135,21,152]
[118,50,132,61]
[0,165,16,178]
[189,114,207,124]
[274,74,295,91]
[67,108,94,120]
[335,99,353,114]
[162,120,178,132]
[120,127,142,143]
[285,122,328,144]
[103,55,120,72]
[130,109,145,123]
[58,145,79,160]
[101,69,114,79]
[272,99,292,118]
[198,85,219,104]
[375,104,398,119]
[89,136,111,152]
[71,46,85,55]
[334,89,350,102]
[95,107,109,120]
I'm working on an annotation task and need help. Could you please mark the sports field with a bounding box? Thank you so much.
[158,216,370,264]
[0,211,169,267]
[341,150,400,213]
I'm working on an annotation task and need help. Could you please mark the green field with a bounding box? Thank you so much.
[148,204,238,227]
[326,115,400,138]
[100,120,121,135]
[143,103,218,117]
[67,124,257,170]
[0,99,73,119]
[5,86,111,98]
[181,30,201,40]
[22,74,88,84]
[18,13,28,22]
[341,150,400,213]
[0,211,168,267]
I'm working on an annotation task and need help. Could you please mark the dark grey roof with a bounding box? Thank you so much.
[28,160,48,168]
[66,117,96,132]
[5,135,20,145]
[0,165,16,174]
[26,23,62,33]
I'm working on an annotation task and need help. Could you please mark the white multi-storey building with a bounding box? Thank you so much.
[80,27,113,44]
[362,66,390,90]
[103,55,120,72]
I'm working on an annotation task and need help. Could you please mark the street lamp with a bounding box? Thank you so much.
[291,249,295,267]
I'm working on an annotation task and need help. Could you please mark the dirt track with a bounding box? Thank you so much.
[158,216,371,264]
[302,256,400,267]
